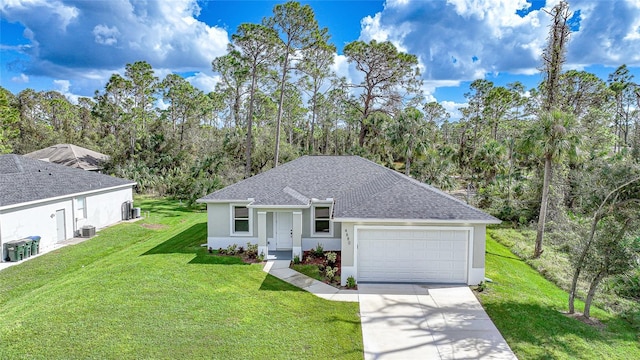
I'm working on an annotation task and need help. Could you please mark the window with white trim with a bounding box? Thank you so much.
[232,205,252,234]
[312,205,332,236]
[75,197,86,219]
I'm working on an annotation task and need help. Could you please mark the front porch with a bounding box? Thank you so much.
[257,210,303,260]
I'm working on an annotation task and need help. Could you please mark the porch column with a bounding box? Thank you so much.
[292,211,302,259]
[257,211,267,258]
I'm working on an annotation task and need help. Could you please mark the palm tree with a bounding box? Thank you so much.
[387,107,427,176]
[523,110,578,258]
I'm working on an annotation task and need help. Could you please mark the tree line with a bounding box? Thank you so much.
[0,1,638,322]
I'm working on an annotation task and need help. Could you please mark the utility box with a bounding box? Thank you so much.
[122,201,133,220]
[81,225,96,238]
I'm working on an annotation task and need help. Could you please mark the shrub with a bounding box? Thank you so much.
[325,266,338,282]
[313,243,324,258]
[225,244,238,255]
[245,243,258,259]
[326,251,337,265]
[293,255,301,264]
[346,276,356,289]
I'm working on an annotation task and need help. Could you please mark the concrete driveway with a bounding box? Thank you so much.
[359,284,517,359]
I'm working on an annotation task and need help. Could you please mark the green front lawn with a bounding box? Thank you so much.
[0,198,362,359]
[478,231,640,359]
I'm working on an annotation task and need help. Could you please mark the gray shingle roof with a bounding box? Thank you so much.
[0,154,135,208]
[198,156,499,223]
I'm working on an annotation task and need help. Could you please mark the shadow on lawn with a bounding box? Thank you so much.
[259,274,304,292]
[485,251,523,261]
[141,222,247,265]
[135,198,203,218]
[483,301,634,358]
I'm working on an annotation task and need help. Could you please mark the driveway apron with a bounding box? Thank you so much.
[359,284,517,359]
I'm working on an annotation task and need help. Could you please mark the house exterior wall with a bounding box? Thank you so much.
[205,204,341,252]
[80,187,133,230]
[1,198,73,253]
[0,185,134,261]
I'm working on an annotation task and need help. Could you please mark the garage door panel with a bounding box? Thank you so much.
[358,228,468,283]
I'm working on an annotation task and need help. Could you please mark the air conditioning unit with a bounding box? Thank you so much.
[81,225,96,238]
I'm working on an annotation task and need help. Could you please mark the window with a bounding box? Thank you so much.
[75,197,86,219]
[232,205,251,234]
[313,206,332,236]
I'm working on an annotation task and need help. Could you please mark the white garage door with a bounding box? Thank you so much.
[357,228,468,283]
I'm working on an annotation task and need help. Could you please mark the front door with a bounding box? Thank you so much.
[56,209,66,242]
[275,212,293,250]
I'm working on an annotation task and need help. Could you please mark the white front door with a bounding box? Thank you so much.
[56,209,66,242]
[275,212,293,250]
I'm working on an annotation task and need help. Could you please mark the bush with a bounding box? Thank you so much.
[312,243,324,258]
[245,243,258,259]
[326,251,337,265]
[293,255,301,264]
[346,276,356,289]
[225,244,238,255]
[325,266,338,282]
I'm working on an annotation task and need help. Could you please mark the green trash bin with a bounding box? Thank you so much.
[8,240,24,261]
[21,239,32,258]
[29,236,41,255]
[4,241,20,262]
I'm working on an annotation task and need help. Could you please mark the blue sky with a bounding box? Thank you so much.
[1,0,640,119]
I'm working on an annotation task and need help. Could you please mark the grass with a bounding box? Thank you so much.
[489,227,639,317]
[477,231,640,359]
[0,198,362,360]
[291,264,323,281]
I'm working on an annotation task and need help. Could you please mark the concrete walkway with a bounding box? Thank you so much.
[263,260,359,302]
[359,283,517,360]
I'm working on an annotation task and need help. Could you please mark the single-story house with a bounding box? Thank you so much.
[25,143,110,171]
[0,154,135,262]
[197,156,500,286]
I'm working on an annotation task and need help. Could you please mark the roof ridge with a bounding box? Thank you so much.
[282,186,309,203]
[67,144,81,163]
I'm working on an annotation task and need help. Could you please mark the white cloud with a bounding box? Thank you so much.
[11,73,29,83]
[93,24,120,46]
[1,0,229,79]
[441,100,466,121]
[53,79,80,103]
[186,72,220,94]
[358,0,549,84]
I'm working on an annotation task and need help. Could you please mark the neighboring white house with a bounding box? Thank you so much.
[0,154,135,262]
[197,155,501,286]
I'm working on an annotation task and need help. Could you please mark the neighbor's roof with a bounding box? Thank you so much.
[25,144,110,171]
[0,154,135,208]
[198,156,500,223]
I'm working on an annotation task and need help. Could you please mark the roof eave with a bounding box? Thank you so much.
[247,204,311,209]
[0,183,135,211]
[196,198,253,204]
[332,217,502,225]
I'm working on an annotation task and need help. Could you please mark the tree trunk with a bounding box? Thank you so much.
[534,154,553,258]
[583,270,605,318]
[405,157,411,176]
[245,73,257,179]
[274,46,290,167]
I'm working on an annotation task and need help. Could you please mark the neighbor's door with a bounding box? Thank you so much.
[56,209,66,242]
[275,212,293,250]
